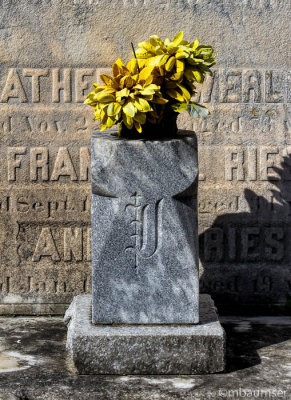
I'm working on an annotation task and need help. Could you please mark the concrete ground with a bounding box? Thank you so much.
[0,316,290,400]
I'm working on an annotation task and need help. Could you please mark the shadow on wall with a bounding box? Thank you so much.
[199,155,291,315]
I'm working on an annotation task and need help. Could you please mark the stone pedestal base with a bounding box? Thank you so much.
[64,294,225,375]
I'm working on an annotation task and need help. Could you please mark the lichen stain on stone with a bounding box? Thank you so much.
[117,376,197,390]
[0,353,19,371]
[0,351,36,373]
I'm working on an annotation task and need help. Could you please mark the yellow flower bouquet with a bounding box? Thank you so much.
[85,31,216,137]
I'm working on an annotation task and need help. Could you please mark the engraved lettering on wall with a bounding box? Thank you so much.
[32,227,60,262]
[6,146,90,182]
[224,146,290,181]
[202,226,286,262]
[31,227,91,262]
[0,68,289,104]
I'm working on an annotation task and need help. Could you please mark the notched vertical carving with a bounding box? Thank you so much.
[125,193,163,268]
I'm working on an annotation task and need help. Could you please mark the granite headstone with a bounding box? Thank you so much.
[91,130,199,324]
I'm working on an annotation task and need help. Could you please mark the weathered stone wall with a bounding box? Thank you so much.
[0,0,290,314]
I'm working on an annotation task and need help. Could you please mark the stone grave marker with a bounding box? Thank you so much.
[91,131,199,324]
[65,130,225,375]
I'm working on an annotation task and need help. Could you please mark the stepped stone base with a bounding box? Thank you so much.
[64,294,225,375]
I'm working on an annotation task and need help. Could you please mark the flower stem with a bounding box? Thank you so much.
[131,42,140,73]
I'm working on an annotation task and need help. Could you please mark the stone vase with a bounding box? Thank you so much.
[120,106,179,138]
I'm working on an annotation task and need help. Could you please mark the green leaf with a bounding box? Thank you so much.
[123,101,136,117]
[177,84,191,102]
[171,103,188,112]
[172,31,184,46]
[167,89,184,102]
[187,103,209,118]
[192,70,202,83]
[191,39,199,50]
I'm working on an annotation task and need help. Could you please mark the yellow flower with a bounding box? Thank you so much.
[84,58,168,133]
[135,31,216,103]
